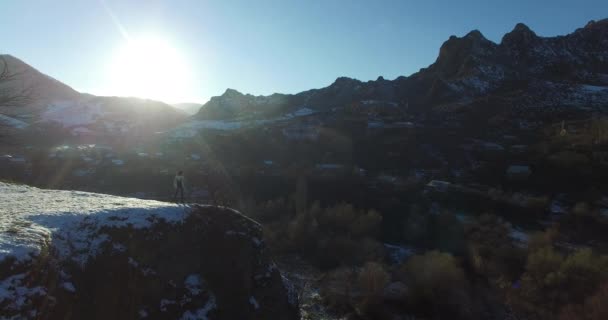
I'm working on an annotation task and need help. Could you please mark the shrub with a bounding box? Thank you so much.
[350,209,382,238]
[516,248,608,318]
[586,282,608,320]
[358,262,390,299]
[465,214,525,281]
[321,262,391,318]
[402,204,430,246]
[356,262,391,317]
[398,251,472,317]
[321,267,357,313]
[315,203,382,238]
[558,282,608,320]
[433,211,466,255]
[527,226,558,252]
[258,198,385,269]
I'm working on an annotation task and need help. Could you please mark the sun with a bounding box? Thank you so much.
[107,36,193,103]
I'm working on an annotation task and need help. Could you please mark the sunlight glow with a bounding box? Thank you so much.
[107,36,193,103]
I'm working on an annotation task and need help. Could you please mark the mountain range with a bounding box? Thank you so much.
[1,19,608,141]
[195,19,608,122]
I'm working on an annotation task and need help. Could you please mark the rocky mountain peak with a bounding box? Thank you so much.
[331,76,361,86]
[222,88,244,97]
[464,29,487,41]
[584,18,608,30]
[500,22,538,48]
[433,30,496,78]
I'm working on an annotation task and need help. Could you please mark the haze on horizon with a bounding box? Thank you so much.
[2,0,607,104]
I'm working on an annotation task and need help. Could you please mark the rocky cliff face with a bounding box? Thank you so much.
[0,183,298,319]
[194,19,608,121]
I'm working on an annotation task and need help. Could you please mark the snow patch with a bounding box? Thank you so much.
[249,296,260,310]
[581,84,608,93]
[62,282,76,293]
[184,274,203,296]
[0,183,191,265]
[0,114,28,129]
[42,100,103,127]
[179,295,216,320]
[510,228,529,247]
[383,243,414,265]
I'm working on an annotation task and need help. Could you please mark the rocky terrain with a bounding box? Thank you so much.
[193,19,608,123]
[0,183,298,320]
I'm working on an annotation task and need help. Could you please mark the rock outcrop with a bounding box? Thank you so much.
[0,183,298,319]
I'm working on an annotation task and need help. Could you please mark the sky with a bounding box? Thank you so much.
[1,0,607,104]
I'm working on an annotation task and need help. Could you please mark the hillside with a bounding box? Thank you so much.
[0,55,187,142]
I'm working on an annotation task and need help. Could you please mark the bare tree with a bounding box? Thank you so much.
[0,55,33,109]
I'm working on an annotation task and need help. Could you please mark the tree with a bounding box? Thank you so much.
[0,55,32,109]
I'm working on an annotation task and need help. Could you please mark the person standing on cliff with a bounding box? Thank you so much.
[173,170,186,203]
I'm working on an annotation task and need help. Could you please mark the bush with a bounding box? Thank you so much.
[558,282,608,320]
[255,198,385,269]
[586,282,608,320]
[527,226,558,252]
[315,203,382,238]
[358,262,390,299]
[321,267,357,313]
[402,204,429,246]
[465,214,525,282]
[515,248,608,318]
[356,262,391,317]
[321,262,391,318]
[398,251,472,318]
[433,211,466,255]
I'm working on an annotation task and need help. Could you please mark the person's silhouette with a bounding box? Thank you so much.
[173,170,185,203]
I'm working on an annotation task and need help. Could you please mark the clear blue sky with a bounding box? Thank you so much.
[1,0,607,103]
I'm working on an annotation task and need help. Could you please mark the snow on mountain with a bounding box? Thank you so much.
[169,107,317,138]
[0,114,28,129]
[0,182,190,265]
[41,100,104,127]
[192,19,608,121]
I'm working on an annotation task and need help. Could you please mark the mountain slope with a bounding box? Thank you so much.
[0,55,187,140]
[171,102,203,115]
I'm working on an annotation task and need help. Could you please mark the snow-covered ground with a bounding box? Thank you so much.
[580,84,608,93]
[0,182,192,265]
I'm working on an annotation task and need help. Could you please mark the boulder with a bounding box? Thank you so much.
[0,182,298,319]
